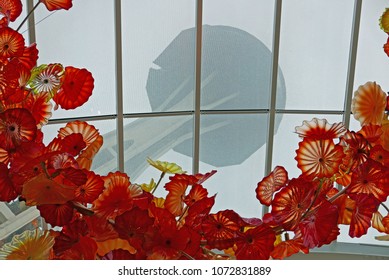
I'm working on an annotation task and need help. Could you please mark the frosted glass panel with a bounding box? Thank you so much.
[123,115,193,181]
[202,0,277,110]
[34,0,116,119]
[199,114,267,218]
[278,0,354,110]
[122,0,196,113]
[353,0,389,92]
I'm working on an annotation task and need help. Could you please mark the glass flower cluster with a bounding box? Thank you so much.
[0,0,388,260]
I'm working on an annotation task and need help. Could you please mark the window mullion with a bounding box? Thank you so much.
[343,0,363,129]
[114,0,125,172]
[263,0,283,215]
[193,0,203,174]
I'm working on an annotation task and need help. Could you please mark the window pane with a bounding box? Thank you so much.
[122,0,196,114]
[199,114,267,218]
[34,0,116,119]
[353,0,389,92]
[202,0,276,110]
[123,115,194,181]
[278,0,354,110]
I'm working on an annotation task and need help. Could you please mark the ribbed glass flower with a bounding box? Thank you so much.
[0,229,54,260]
[351,81,387,126]
[295,139,344,179]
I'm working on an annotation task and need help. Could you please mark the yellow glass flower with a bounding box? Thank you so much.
[146,157,186,174]
[153,197,165,208]
[140,178,156,193]
[379,8,389,33]
[0,229,54,260]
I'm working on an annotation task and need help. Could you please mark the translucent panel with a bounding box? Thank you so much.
[353,0,389,91]
[278,0,354,110]
[122,1,196,113]
[34,0,116,119]
[202,0,277,110]
[123,115,194,182]
[272,114,343,179]
[199,114,267,218]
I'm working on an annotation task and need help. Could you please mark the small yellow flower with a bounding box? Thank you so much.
[147,157,186,174]
[140,178,156,193]
[380,8,389,33]
[0,229,54,260]
[153,197,165,208]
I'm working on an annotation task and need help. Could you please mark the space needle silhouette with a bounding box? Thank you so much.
[93,25,286,179]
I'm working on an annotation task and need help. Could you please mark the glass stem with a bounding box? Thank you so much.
[16,1,41,32]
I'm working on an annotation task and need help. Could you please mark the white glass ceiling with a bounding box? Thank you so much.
[2,0,389,258]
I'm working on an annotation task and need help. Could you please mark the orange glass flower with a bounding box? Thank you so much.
[295,139,344,179]
[0,0,23,22]
[93,172,135,219]
[295,118,346,140]
[0,229,54,260]
[53,66,94,110]
[351,81,387,126]
[256,166,288,206]
[0,27,24,58]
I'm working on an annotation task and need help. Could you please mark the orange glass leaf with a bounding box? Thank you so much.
[53,66,94,110]
[349,194,380,238]
[351,81,387,126]
[372,212,389,233]
[358,124,383,145]
[295,139,344,179]
[327,188,354,225]
[76,134,103,170]
[256,166,288,206]
[22,173,77,206]
[26,92,53,128]
[164,178,188,216]
[40,0,73,11]
[96,238,136,257]
[295,118,346,140]
[271,238,309,260]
